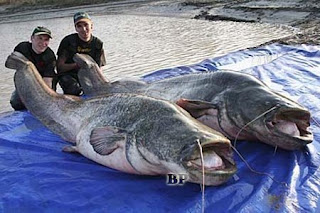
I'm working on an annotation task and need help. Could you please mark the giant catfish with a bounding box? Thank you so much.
[5,51,236,186]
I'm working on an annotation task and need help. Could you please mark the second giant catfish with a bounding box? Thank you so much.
[75,54,313,151]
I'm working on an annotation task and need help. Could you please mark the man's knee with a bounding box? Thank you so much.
[58,75,82,96]
[63,86,82,96]
[10,91,26,111]
[51,76,58,92]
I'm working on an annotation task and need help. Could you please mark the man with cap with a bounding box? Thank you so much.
[8,26,56,110]
[56,11,106,96]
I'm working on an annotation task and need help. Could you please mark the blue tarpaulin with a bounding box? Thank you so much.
[0,43,319,212]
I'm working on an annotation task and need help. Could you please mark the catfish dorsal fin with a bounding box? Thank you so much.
[90,126,127,155]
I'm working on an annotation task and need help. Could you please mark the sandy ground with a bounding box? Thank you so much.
[1,0,318,60]
[0,0,318,45]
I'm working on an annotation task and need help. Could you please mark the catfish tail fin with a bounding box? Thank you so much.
[5,51,30,70]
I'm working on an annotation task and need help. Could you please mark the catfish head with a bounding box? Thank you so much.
[83,95,236,186]
[127,103,236,186]
[224,85,313,150]
[177,76,313,151]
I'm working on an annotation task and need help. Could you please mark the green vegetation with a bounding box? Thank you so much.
[0,0,121,13]
[0,0,117,6]
[182,0,227,7]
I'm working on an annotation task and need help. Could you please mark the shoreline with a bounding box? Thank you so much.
[0,0,319,45]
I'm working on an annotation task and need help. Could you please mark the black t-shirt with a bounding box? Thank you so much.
[57,33,106,74]
[14,42,56,78]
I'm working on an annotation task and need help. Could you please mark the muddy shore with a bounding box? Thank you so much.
[188,0,320,45]
[1,0,319,45]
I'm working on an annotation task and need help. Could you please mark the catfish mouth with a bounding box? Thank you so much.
[184,142,236,185]
[266,108,313,148]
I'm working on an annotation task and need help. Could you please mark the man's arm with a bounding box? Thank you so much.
[41,48,57,89]
[57,55,79,73]
[99,48,106,67]
[56,35,79,73]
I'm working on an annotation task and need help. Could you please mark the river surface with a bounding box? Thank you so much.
[0,10,295,113]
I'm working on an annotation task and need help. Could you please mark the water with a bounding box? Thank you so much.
[0,12,295,113]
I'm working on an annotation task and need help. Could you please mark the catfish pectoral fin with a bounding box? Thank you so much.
[176,98,217,110]
[176,98,218,118]
[90,126,127,155]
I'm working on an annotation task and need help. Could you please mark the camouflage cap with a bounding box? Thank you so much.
[73,12,91,25]
[32,26,52,38]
